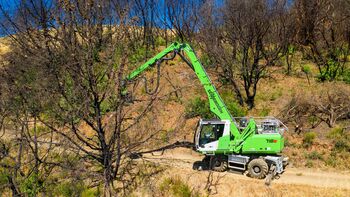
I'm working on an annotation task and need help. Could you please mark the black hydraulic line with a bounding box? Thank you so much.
[176,50,195,71]
[137,49,195,96]
[142,51,177,95]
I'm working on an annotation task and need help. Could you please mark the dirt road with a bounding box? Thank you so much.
[141,148,350,196]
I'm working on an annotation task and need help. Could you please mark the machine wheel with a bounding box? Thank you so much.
[248,159,268,179]
[210,156,228,172]
[192,161,202,170]
[193,161,209,171]
[193,156,211,171]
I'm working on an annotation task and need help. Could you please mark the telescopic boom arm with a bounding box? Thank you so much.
[126,42,241,139]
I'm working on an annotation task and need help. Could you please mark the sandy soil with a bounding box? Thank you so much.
[141,148,350,196]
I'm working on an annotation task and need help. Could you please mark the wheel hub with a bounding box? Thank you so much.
[214,160,221,167]
[253,166,261,173]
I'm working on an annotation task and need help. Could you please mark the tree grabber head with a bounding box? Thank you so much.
[120,80,134,104]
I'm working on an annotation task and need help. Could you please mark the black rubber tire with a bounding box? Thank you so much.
[192,161,202,170]
[248,159,268,179]
[210,156,228,172]
[193,157,211,171]
[193,161,209,170]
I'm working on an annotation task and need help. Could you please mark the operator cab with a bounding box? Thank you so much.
[194,119,231,152]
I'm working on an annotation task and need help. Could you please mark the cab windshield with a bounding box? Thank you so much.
[199,124,225,146]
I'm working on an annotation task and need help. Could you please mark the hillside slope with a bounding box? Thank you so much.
[129,55,350,196]
[1,37,349,196]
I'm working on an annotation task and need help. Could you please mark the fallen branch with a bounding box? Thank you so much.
[129,141,194,159]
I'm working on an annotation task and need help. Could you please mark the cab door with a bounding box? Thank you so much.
[195,120,228,153]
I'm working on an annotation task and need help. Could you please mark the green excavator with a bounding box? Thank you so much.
[125,42,288,182]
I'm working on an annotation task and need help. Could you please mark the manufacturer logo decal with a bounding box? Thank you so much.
[266,139,278,143]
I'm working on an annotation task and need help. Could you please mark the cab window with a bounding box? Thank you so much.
[199,124,225,145]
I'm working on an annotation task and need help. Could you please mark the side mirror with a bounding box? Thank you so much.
[240,117,248,127]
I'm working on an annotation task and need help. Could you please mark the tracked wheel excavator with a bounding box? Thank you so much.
[125,42,288,183]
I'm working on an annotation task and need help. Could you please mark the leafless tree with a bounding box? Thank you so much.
[313,88,350,128]
[0,64,61,196]
[294,0,350,81]
[0,0,168,196]
[131,0,157,57]
[199,0,291,109]
[282,84,350,132]
[163,0,204,41]
[282,10,297,76]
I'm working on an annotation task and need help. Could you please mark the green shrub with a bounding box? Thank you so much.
[185,91,246,119]
[325,155,337,167]
[303,132,317,147]
[185,97,212,119]
[20,174,43,197]
[29,125,48,135]
[0,171,8,193]
[327,127,345,139]
[259,106,271,117]
[81,187,101,197]
[327,127,350,152]
[155,36,166,46]
[129,46,147,64]
[305,160,313,168]
[160,177,198,197]
[200,53,213,67]
[316,58,345,81]
[270,88,283,101]
[220,90,246,117]
[334,140,350,152]
[54,152,81,166]
[301,65,311,74]
[219,77,230,86]
[54,181,85,197]
[226,102,246,117]
[340,69,350,84]
[307,116,319,126]
[304,151,323,160]
[160,129,173,143]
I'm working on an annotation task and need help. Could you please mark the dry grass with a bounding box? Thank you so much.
[0,37,10,55]
[131,165,350,197]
